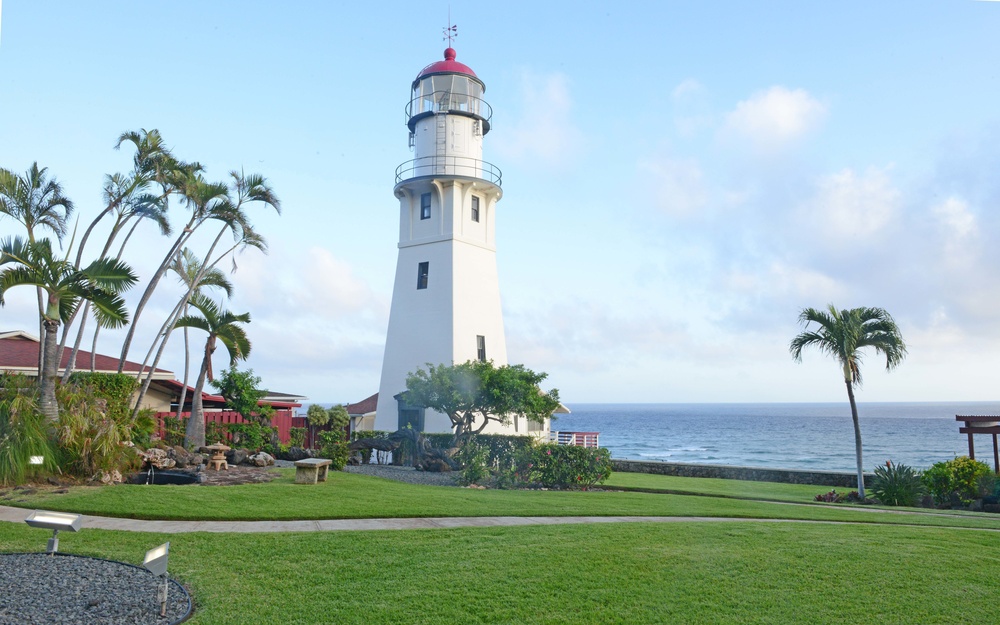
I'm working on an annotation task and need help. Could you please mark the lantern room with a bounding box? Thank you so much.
[406,47,492,135]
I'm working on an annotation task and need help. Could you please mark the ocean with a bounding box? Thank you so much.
[553,402,1000,473]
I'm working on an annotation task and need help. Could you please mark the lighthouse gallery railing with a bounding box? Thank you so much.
[395,156,502,186]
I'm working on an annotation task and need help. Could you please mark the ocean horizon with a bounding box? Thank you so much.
[553,401,1000,473]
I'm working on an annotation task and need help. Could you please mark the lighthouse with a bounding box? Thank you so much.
[374,46,520,435]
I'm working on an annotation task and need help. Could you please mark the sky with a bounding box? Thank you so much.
[1,1,999,405]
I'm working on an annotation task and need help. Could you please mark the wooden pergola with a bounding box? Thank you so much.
[956,415,1000,472]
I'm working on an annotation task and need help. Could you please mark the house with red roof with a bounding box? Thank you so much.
[0,330,178,412]
[0,330,307,443]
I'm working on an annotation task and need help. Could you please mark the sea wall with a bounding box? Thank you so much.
[612,459,871,488]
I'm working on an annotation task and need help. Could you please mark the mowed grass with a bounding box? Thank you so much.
[604,472,837,502]
[1,520,998,624]
[5,469,1000,530]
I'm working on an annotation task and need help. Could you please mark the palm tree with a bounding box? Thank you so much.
[127,170,277,417]
[0,163,75,374]
[168,248,234,419]
[0,237,137,421]
[789,305,907,499]
[174,293,251,448]
[56,129,196,380]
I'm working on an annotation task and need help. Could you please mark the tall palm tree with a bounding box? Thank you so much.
[0,163,75,374]
[56,129,197,380]
[0,237,137,421]
[168,248,234,419]
[174,293,251,448]
[127,170,277,417]
[789,305,907,499]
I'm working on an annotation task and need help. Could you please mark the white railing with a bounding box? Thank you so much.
[549,431,600,448]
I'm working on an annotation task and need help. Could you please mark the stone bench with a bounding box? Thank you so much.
[294,458,332,484]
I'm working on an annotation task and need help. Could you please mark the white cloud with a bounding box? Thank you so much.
[671,78,713,137]
[639,156,708,217]
[494,71,584,168]
[722,86,827,152]
[931,196,978,269]
[805,167,900,242]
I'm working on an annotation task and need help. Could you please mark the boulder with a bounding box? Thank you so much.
[285,446,312,461]
[226,449,248,466]
[248,451,275,467]
[190,453,207,466]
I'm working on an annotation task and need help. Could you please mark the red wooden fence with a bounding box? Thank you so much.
[154,409,302,445]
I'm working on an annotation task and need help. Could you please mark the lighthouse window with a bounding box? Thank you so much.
[420,193,431,220]
[471,196,480,222]
[477,335,486,362]
[417,262,429,290]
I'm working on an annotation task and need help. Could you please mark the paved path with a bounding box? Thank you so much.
[0,504,856,533]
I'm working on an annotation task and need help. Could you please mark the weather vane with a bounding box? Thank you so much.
[443,10,457,46]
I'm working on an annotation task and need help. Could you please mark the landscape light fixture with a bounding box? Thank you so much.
[29,456,44,465]
[143,542,170,616]
[23,510,82,554]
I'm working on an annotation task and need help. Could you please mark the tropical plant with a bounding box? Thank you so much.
[403,360,560,447]
[317,430,351,470]
[58,129,192,380]
[170,248,233,417]
[127,170,278,416]
[306,404,330,427]
[869,460,925,507]
[0,162,75,373]
[0,374,58,486]
[54,379,144,479]
[210,366,273,425]
[922,456,995,507]
[789,305,907,499]
[174,293,251,448]
[0,237,137,421]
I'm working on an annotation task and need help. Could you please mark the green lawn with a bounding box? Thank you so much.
[1,520,997,624]
[5,469,1000,530]
[4,470,1000,623]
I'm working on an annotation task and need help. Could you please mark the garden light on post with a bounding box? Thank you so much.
[23,510,82,554]
[143,542,170,617]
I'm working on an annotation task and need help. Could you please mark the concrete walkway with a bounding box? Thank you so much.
[0,504,839,533]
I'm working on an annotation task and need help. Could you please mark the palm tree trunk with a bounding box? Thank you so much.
[40,318,61,422]
[845,380,865,499]
[117,223,195,372]
[184,339,214,449]
[176,324,190,419]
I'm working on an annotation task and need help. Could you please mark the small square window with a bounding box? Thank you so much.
[417,262,429,289]
[471,196,480,222]
[420,193,431,220]
[476,335,486,362]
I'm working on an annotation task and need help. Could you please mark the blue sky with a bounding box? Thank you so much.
[2,1,1000,404]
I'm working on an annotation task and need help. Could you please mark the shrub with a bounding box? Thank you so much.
[0,374,58,486]
[814,490,845,503]
[318,430,350,470]
[161,416,186,447]
[455,440,491,486]
[528,444,612,489]
[289,427,307,448]
[226,422,275,451]
[870,460,925,506]
[55,380,143,478]
[922,456,995,507]
[205,420,229,445]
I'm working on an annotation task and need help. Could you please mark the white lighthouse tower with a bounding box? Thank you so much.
[374,45,517,434]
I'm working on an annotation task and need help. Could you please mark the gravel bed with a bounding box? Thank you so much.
[0,553,191,625]
[343,464,460,487]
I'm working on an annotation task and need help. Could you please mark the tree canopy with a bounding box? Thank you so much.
[404,361,560,447]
